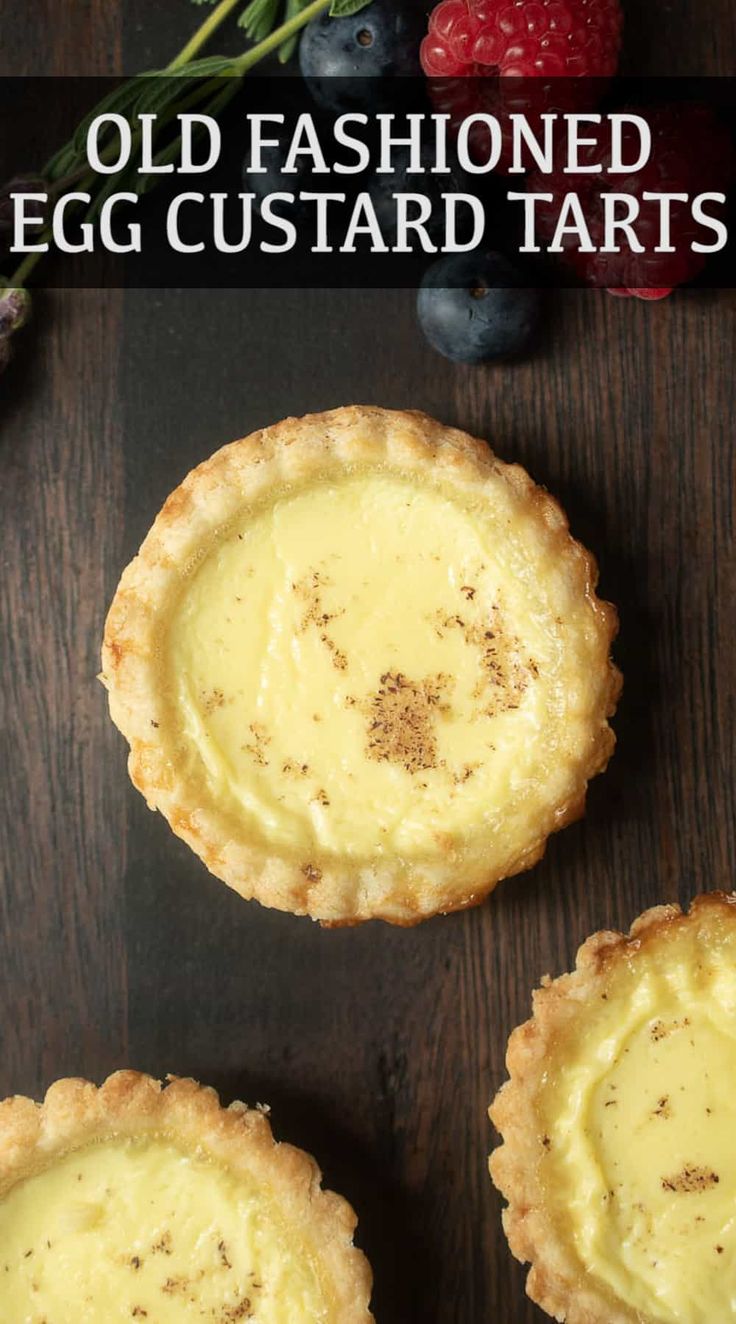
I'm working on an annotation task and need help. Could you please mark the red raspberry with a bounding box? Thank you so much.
[421,0,623,79]
[607,286,674,300]
[526,105,732,297]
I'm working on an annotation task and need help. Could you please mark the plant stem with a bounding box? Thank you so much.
[9,0,333,288]
[235,0,329,70]
[169,0,243,70]
[10,247,45,290]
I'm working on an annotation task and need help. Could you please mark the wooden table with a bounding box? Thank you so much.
[1,3,734,1320]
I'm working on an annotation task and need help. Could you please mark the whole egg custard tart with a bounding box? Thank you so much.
[102,405,620,925]
[490,892,736,1324]
[0,1070,373,1324]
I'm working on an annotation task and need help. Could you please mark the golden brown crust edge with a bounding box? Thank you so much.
[488,892,736,1324]
[0,1070,374,1323]
[101,404,621,926]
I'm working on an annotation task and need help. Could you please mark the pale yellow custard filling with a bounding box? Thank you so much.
[0,1136,330,1323]
[538,922,736,1323]
[164,471,589,862]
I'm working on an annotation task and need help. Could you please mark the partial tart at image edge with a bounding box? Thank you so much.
[489,890,736,1324]
[0,1069,374,1323]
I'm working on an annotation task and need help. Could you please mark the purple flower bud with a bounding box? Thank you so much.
[0,177,47,238]
[0,282,31,337]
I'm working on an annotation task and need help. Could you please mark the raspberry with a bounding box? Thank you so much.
[422,0,623,172]
[607,286,674,300]
[526,104,732,296]
[421,0,623,79]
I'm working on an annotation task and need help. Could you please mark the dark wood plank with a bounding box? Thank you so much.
[0,0,121,75]
[0,287,128,1097]
[0,7,126,1097]
[114,285,735,1324]
[0,4,734,1324]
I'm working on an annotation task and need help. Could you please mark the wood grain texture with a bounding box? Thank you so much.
[0,4,735,1324]
[0,7,127,1100]
[0,285,128,1092]
[113,285,736,1324]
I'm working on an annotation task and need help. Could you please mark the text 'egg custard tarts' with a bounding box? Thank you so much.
[0,1070,373,1324]
[102,405,620,925]
[490,892,736,1324]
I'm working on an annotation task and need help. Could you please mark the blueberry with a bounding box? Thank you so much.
[417,252,541,365]
[368,145,474,248]
[299,1,426,112]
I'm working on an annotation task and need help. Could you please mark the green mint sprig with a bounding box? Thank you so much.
[4,0,371,322]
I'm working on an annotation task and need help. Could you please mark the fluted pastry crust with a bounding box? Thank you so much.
[490,892,736,1324]
[102,405,620,925]
[0,1070,373,1322]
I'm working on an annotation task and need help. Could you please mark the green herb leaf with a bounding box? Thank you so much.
[238,0,280,40]
[134,59,236,116]
[70,76,150,160]
[329,0,372,15]
[86,166,138,221]
[44,141,84,183]
[278,0,308,61]
[277,30,299,60]
[11,0,333,291]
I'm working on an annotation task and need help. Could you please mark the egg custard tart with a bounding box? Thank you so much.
[0,1070,373,1324]
[102,405,620,925]
[490,892,736,1324]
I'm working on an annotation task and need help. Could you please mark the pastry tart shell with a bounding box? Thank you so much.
[102,405,620,926]
[489,892,736,1324]
[0,1069,373,1322]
